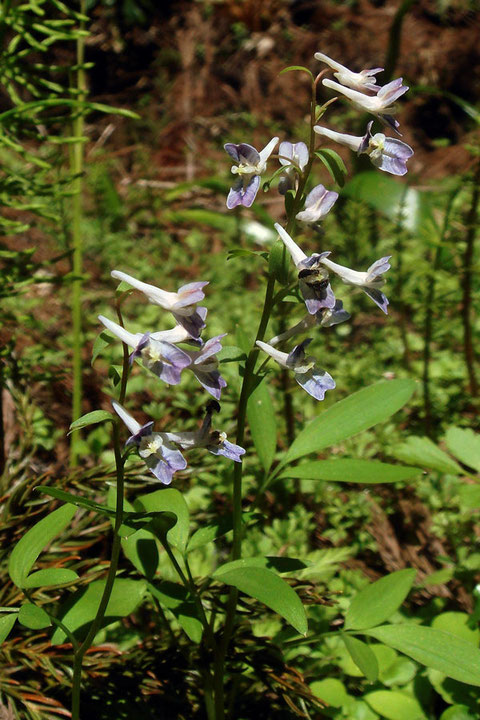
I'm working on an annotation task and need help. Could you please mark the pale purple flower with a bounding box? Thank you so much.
[183,334,228,400]
[99,316,191,384]
[319,255,391,314]
[269,300,350,346]
[322,77,409,133]
[256,339,335,401]
[315,52,383,92]
[295,184,339,223]
[111,270,207,339]
[224,137,278,209]
[314,121,413,176]
[165,401,245,462]
[113,401,186,485]
[275,223,336,314]
[278,141,309,194]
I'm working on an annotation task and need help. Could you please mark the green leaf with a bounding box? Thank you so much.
[363,625,480,686]
[23,568,79,588]
[148,581,202,643]
[431,612,480,646]
[18,603,51,630]
[51,578,147,644]
[310,678,349,708]
[392,436,462,475]
[247,377,277,473]
[213,556,308,575]
[343,171,437,236]
[445,427,480,473]
[440,706,477,720]
[284,380,416,464]
[364,690,427,720]
[37,486,116,519]
[91,331,115,366]
[342,634,379,682]
[135,488,189,555]
[280,459,422,483]
[212,566,307,635]
[0,614,17,644]
[69,410,114,432]
[268,237,290,286]
[458,484,480,509]
[8,504,77,589]
[187,518,233,553]
[345,569,416,630]
[315,148,347,187]
[279,65,314,81]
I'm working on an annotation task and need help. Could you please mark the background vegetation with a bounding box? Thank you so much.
[0,0,479,718]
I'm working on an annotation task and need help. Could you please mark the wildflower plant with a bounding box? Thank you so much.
[6,49,480,720]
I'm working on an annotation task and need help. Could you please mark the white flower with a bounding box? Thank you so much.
[295,184,338,223]
[314,122,413,176]
[224,137,279,208]
[256,339,335,401]
[319,255,391,314]
[315,52,383,92]
[322,77,408,133]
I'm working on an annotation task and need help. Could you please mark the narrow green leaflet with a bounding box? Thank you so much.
[8,504,77,589]
[51,578,147,644]
[38,486,116,519]
[212,566,307,635]
[393,436,462,475]
[284,380,416,464]
[345,569,416,630]
[342,633,379,682]
[69,410,114,432]
[280,459,422,483]
[213,556,308,575]
[187,518,233,553]
[18,603,51,630]
[279,65,314,81]
[23,568,79,588]
[135,488,189,555]
[0,614,17,644]
[247,377,277,473]
[148,581,203,644]
[445,427,480,473]
[269,237,290,286]
[363,625,480,686]
[315,149,347,187]
[364,690,427,720]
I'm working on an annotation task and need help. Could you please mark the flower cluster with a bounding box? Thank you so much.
[316,53,413,175]
[221,52,407,402]
[101,272,244,484]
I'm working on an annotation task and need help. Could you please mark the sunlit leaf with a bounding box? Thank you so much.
[345,569,416,630]
[135,488,189,555]
[51,578,147,644]
[23,568,79,588]
[0,614,17,644]
[393,436,462,475]
[8,504,77,588]
[280,459,421,483]
[18,603,51,630]
[247,377,277,473]
[284,380,416,464]
[212,565,307,635]
[342,634,379,682]
[364,625,480,686]
[445,427,480,473]
[69,410,114,432]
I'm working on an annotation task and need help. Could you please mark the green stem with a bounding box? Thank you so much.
[70,0,87,466]
[71,422,125,720]
[461,161,480,398]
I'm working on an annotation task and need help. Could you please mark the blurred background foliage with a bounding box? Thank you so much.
[0,0,479,718]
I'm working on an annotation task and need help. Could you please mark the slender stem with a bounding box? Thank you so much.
[423,189,458,435]
[461,161,479,398]
[71,423,125,720]
[70,0,87,466]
